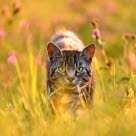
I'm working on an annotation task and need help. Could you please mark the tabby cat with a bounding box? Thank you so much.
[47,30,95,113]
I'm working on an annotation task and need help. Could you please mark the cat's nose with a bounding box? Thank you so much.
[67,77,74,82]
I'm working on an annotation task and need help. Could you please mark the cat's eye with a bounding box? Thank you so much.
[76,67,83,73]
[58,66,66,72]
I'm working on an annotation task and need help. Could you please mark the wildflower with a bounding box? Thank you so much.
[92,28,101,39]
[0,30,6,39]
[91,19,104,47]
[91,18,99,28]
[131,34,136,40]
[12,1,22,15]
[7,53,17,65]
[123,32,136,41]
[1,5,9,16]
[19,20,29,30]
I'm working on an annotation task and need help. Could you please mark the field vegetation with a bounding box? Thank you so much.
[0,0,136,136]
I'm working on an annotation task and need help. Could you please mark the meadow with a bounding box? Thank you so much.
[0,0,136,136]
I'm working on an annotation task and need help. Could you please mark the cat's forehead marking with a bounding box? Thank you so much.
[62,50,80,54]
[61,50,80,67]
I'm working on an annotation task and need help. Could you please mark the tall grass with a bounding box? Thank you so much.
[0,0,136,136]
[0,41,136,135]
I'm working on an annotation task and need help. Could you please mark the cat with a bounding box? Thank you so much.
[47,30,96,113]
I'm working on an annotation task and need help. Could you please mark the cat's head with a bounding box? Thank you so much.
[47,43,95,89]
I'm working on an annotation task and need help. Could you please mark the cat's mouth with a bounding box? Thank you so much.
[57,81,77,89]
[62,83,76,89]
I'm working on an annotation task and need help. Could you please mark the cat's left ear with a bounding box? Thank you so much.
[47,42,62,61]
[81,44,96,62]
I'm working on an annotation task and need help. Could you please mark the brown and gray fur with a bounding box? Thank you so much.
[47,30,96,112]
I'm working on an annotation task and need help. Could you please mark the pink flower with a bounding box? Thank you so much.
[92,28,101,39]
[1,6,9,15]
[0,30,6,39]
[19,20,29,30]
[7,55,17,65]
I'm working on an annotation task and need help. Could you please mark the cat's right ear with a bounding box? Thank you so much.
[81,44,96,63]
[47,43,62,61]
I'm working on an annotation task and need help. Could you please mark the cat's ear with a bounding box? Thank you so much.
[47,43,62,61]
[81,44,96,62]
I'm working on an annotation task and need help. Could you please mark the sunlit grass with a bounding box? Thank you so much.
[0,0,136,136]
[0,44,136,136]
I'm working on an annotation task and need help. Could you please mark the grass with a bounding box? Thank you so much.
[0,0,136,136]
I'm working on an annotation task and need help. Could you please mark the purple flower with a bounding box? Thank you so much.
[92,28,101,39]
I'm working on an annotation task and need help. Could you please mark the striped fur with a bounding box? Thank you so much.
[51,30,84,51]
[47,30,95,112]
